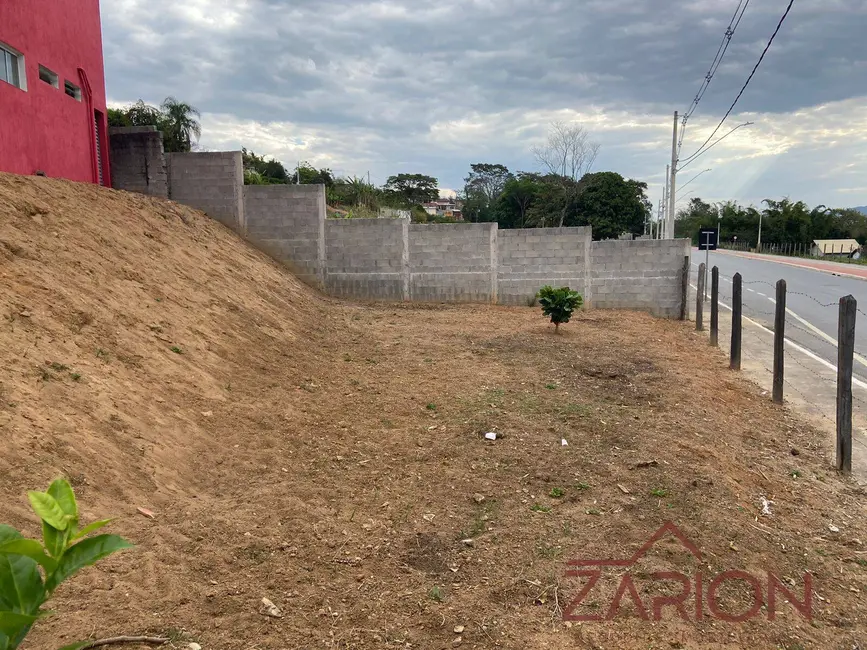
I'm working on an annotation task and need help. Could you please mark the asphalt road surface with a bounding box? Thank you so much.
[691,249,867,386]
[688,249,867,480]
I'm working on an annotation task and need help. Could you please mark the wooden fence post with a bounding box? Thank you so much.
[696,263,705,331]
[710,266,719,346]
[773,279,786,404]
[730,273,742,370]
[837,295,856,473]
[680,255,689,321]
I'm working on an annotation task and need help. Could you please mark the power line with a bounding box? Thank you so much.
[680,0,796,167]
[677,0,751,155]
[678,121,754,171]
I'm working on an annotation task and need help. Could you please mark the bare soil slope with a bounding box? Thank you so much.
[1,174,866,650]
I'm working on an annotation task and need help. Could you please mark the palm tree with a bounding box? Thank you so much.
[160,97,201,153]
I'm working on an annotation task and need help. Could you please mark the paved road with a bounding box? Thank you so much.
[691,249,867,386]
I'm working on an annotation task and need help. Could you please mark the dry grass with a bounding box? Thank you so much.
[0,173,865,649]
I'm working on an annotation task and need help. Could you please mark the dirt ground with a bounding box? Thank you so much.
[1,174,866,650]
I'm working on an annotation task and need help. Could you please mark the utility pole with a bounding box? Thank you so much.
[656,199,664,239]
[667,111,678,239]
[662,165,670,239]
[756,210,763,252]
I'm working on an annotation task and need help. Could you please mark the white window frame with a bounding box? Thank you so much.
[64,79,81,101]
[0,41,27,91]
[38,64,59,88]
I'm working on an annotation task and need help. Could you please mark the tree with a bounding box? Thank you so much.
[496,174,539,228]
[569,172,649,239]
[533,121,601,226]
[675,198,719,242]
[107,108,131,127]
[160,96,201,153]
[110,97,201,153]
[242,149,290,184]
[330,176,379,210]
[537,285,583,333]
[124,100,164,129]
[383,174,439,206]
[296,161,335,187]
[463,163,512,222]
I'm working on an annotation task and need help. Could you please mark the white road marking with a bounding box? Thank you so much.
[690,284,867,392]
[757,291,867,370]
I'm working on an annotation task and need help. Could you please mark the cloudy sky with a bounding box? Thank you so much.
[101,0,867,212]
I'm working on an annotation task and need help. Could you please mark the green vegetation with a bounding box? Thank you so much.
[108,97,201,153]
[170,346,183,355]
[537,286,583,333]
[675,197,867,247]
[0,479,132,649]
[530,504,552,513]
[427,586,445,602]
[549,487,566,498]
[650,488,668,498]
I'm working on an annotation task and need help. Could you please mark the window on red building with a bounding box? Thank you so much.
[1,42,25,90]
[64,79,82,101]
[39,65,59,88]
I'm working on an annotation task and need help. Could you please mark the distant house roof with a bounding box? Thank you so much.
[812,239,861,254]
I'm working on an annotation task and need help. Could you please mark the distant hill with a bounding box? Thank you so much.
[856,206,867,215]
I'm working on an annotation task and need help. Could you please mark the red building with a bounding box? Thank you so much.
[0,0,111,185]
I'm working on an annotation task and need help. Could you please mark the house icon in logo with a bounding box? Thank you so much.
[567,521,702,568]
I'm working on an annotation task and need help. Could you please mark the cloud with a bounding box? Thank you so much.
[101,0,867,208]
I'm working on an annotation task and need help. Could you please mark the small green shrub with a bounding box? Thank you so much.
[537,286,583,333]
[0,478,133,650]
[427,585,445,602]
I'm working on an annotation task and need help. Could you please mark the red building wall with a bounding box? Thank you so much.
[0,0,110,185]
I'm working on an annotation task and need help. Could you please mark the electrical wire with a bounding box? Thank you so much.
[677,0,751,155]
[678,122,754,171]
[679,0,796,167]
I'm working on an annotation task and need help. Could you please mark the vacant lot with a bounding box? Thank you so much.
[1,174,866,649]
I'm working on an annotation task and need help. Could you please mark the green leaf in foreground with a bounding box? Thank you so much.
[72,519,112,542]
[0,610,39,639]
[45,535,133,594]
[46,481,78,528]
[0,540,56,572]
[26,493,68,532]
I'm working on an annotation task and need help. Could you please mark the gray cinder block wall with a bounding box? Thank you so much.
[409,223,498,302]
[498,227,592,306]
[143,149,690,318]
[591,239,691,318]
[243,184,326,288]
[108,126,168,198]
[326,218,408,300]
[167,152,245,232]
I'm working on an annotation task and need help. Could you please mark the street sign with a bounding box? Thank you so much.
[699,228,718,251]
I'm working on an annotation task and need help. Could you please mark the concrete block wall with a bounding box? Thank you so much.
[151,150,690,318]
[325,218,408,300]
[243,184,326,288]
[590,239,690,318]
[409,223,497,302]
[108,127,168,198]
[167,152,244,232]
[498,226,591,306]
